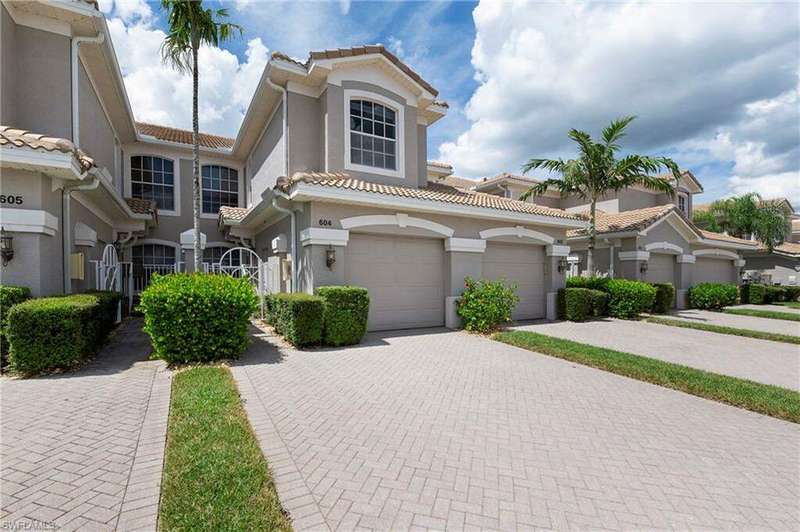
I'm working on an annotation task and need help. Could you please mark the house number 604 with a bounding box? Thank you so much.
[318,219,333,226]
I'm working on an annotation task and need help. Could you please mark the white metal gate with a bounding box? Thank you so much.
[218,247,265,318]
[93,244,122,323]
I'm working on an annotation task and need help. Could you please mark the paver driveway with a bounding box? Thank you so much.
[669,308,799,336]
[512,318,800,390]
[233,324,799,531]
[0,320,171,531]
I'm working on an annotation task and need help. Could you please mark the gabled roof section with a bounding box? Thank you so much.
[438,175,479,190]
[654,170,703,193]
[136,122,235,150]
[567,204,680,238]
[698,229,757,247]
[474,173,542,191]
[0,126,95,172]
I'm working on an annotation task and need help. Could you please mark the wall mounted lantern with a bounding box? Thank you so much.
[639,261,649,274]
[0,227,13,266]
[326,246,336,269]
[557,257,569,273]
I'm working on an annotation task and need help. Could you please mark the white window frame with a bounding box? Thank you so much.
[344,89,405,179]
[678,193,688,214]
[200,164,242,218]
[125,153,180,216]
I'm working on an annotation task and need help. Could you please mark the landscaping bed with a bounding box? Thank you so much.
[159,366,291,532]
[723,308,800,322]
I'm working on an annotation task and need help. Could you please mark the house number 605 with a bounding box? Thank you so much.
[318,219,333,226]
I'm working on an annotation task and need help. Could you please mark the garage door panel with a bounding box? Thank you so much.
[483,242,545,321]
[647,253,675,284]
[694,257,735,284]
[346,233,444,331]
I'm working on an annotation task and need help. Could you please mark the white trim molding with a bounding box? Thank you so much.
[644,241,684,255]
[340,213,455,237]
[734,259,747,267]
[300,228,350,247]
[125,152,181,217]
[676,254,696,264]
[445,238,486,253]
[180,229,207,250]
[618,251,650,261]
[479,225,555,244]
[693,248,739,260]
[0,208,59,236]
[73,222,97,247]
[546,244,570,257]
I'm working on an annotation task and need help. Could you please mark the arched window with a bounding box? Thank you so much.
[131,244,176,267]
[202,165,239,214]
[130,156,175,210]
[349,99,397,171]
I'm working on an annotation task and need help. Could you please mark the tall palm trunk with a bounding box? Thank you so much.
[586,199,596,275]
[191,41,201,272]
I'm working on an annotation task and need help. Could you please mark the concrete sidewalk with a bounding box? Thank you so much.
[669,308,799,336]
[513,319,799,390]
[735,303,800,315]
[0,319,171,531]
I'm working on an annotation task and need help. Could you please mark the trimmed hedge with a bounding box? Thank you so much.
[140,274,258,363]
[0,285,31,367]
[566,276,610,292]
[688,282,738,310]
[740,283,766,305]
[649,283,676,314]
[314,286,370,346]
[6,293,118,375]
[765,285,787,303]
[590,289,609,317]
[266,293,324,347]
[785,286,800,302]
[457,277,519,333]
[606,279,657,319]
[562,288,608,321]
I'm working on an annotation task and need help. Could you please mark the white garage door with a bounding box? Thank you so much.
[694,257,735,284]
[647,253,675,284]
[482,242,545,320]
[345,233,445,331]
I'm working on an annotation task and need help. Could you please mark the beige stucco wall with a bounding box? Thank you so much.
[1,4,17,126]
[79,62,117,178]
[247,100,285,205]
[70,197,114,293]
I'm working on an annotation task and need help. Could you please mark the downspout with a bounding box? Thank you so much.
[62,173,100,293]
[71,33,105,146]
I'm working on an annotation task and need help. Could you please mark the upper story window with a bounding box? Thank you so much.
[131,244,176,266]
[678,194,687,214]
[349,99,397,171]
[130,156,175,211]
[202,165,239,214]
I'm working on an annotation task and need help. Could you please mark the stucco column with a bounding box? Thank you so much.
[618,250,649,281]
[298,228,349,293]
[675,254,695,309]
[444,238,485,329]
[545,244,570,320]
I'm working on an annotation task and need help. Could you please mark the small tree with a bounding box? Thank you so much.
[520,117,680,274]
[160,1,241,271]
[753,200,790,251]
[706,193,789,250]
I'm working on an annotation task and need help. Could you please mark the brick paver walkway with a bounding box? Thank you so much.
[670,308,800,336]
[233,324,799,531]
[1,319,171,531]
[513,318,800,390]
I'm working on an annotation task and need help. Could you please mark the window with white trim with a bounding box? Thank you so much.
[202,246,240,266]
[202,165,239,214]
[678,194,687,214]
[131,244,175,266]
[349,99,397,171]
[130,156,175,211]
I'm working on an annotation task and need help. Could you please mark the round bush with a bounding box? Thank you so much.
[457,277,519,333]
[688,283,738,310]
[649,283,676,314]
[140,274,258,363]
[314,286,370,346]
[605,279,657,319]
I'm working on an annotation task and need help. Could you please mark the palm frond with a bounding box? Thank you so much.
[601,116,636,150]
[519,179,577,202]
[521,158,568,176]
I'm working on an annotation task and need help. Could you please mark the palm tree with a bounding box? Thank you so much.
[520,117,681,275]
[160,1,242,272]
[706,193,788,250]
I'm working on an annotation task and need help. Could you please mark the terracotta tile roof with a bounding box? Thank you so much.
[124,198,157,216]
[792,219,800,232]
[0,125,95,172]
[136,122,235,150]
[275,172,582,220]
[475,172,542,190]
[567,204,678,238]
[219,205,249,223]
[699,229,757,246]
[272,45,439,97]
[771,241,800,256]
[427,160,453,170]
[437,175,478,190]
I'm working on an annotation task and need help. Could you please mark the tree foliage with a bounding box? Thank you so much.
[699,193,789,250]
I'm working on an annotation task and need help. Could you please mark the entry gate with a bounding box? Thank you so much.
[94,244,123,323]
[218,247,265,318]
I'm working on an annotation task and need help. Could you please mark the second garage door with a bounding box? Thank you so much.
[646,253,675,284]
[694,257,735,284]
[482,242,545,320]
[345,233,445,331]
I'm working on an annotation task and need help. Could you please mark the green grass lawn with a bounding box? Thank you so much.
[493,330,800,424]
[723,308,800,322]
[647,316,800,345]
[159,366,292,532]
[777,301,800,310]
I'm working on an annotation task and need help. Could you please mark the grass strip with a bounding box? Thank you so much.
[493,330,800,424]
[160,366,292,532]
[723,308,800,322]
[777,301,800,310]
[647,316,800,345]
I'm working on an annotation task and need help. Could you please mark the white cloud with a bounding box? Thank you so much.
[730,173,800,204]
[105,12,268,138]
[438,0,799,184]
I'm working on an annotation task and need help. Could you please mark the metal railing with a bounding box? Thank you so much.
[132,262,183,294]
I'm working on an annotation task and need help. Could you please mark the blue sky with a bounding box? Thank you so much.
[102,0,799,205]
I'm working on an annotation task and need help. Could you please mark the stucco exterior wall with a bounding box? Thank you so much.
[641,219,692,253]
[70,198,113,293]
[79,62,117,177]
[1,4,17,126]
[288,92,320,174]
[247,101,285,204]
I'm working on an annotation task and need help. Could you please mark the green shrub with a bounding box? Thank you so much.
[457,277,519,333]
[0,285,31,367]
[605,279,657,319]
[140,274,258,363]
[6,294,107,375]
[688,282,738,310]
[557,288,566,319]
[740,283,766,305]
[268,293,324,347]
[564,288,593,322]
[589,289,609,317]
[784,286,800,302]
[764,285,787,303]
[314,286,370,346]
[649,283,676,314]
[566,276,610,292]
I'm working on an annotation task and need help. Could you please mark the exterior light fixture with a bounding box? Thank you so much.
[0,227,13,266]
[557,257,569,273]
[639,261,648,274]
[326,246,336,269]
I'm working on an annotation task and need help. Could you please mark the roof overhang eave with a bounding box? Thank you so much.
[567,230,642,242]
[286,182,587,229]
[695,238,760,251]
